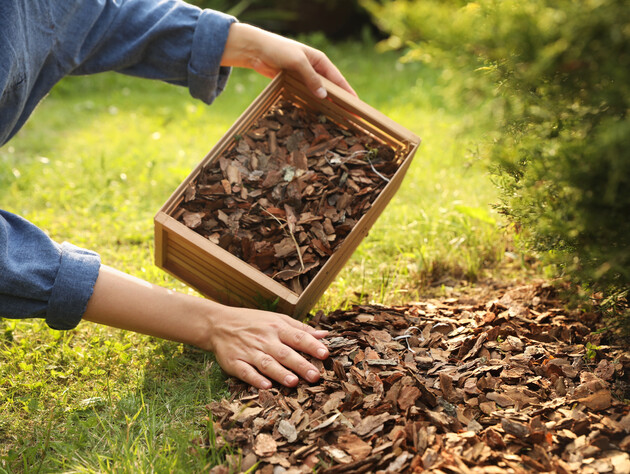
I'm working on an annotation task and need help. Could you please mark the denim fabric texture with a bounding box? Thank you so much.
[0,212,101,330]
[0,0,235,329]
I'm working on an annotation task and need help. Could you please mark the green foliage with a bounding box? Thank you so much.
[363,0,630,295]
[584,341,600,362]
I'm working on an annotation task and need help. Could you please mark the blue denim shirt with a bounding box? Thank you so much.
[0,0,235,330]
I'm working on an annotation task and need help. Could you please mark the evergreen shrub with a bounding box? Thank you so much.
[362,0,630,296]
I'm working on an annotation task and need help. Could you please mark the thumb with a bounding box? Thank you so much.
[291,53,328,99]
[302,47,358,98]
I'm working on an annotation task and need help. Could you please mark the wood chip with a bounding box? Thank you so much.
[253,433,277,457]
[576,389,612,411]
[278,419,298,443]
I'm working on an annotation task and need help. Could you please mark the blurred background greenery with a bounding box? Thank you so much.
[191,0,375,39]
[359,0,630,314]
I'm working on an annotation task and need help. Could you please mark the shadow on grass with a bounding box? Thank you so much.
[140,339,229,406]
[49,342,228,471]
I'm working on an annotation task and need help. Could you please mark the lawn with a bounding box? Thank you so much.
[0,39,509,472]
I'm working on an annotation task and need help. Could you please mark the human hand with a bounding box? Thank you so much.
[83,265,328,390]
[221,23,357,99]
[206,304,329,389]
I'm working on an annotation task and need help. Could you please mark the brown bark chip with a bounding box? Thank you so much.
[397,385,420,412]
[253,433,277,457]
[576,389,613,411]
[337,434,372,462]
[203,282,630,472]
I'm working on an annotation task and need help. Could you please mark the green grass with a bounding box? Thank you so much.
[0,39,509,472]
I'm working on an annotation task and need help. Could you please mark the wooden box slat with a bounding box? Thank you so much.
[156,212,298,305]
[155,71,420,318]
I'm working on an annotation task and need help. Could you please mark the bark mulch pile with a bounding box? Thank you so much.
[204,282,630,473]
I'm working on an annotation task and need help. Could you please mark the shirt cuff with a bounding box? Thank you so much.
[46,242,101,330]
[188,9,237,104]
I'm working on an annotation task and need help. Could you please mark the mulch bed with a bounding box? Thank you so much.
[204,282,630,473]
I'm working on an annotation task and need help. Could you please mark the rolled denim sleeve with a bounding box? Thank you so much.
[0,210,101,330]
[62,0,236,105]
[188,8,234,104]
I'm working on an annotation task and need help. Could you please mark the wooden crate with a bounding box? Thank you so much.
[154,71,421,318]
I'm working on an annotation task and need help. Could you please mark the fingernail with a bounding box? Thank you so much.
[284,374,298,386]
[260,380,272,389]
[307,369,319,382]
[317,348,328,358]
[314,87,327,99]
[314,330,329,337]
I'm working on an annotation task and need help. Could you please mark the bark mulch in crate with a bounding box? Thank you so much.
[174,98,398,296]
[203,282,630,473]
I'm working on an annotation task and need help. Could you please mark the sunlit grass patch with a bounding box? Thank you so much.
[0,317,226,472]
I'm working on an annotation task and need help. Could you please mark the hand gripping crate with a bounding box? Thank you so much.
[154,71,420,318]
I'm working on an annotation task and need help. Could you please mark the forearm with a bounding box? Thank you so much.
[81,265,329,389]
[83,265,213,351]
